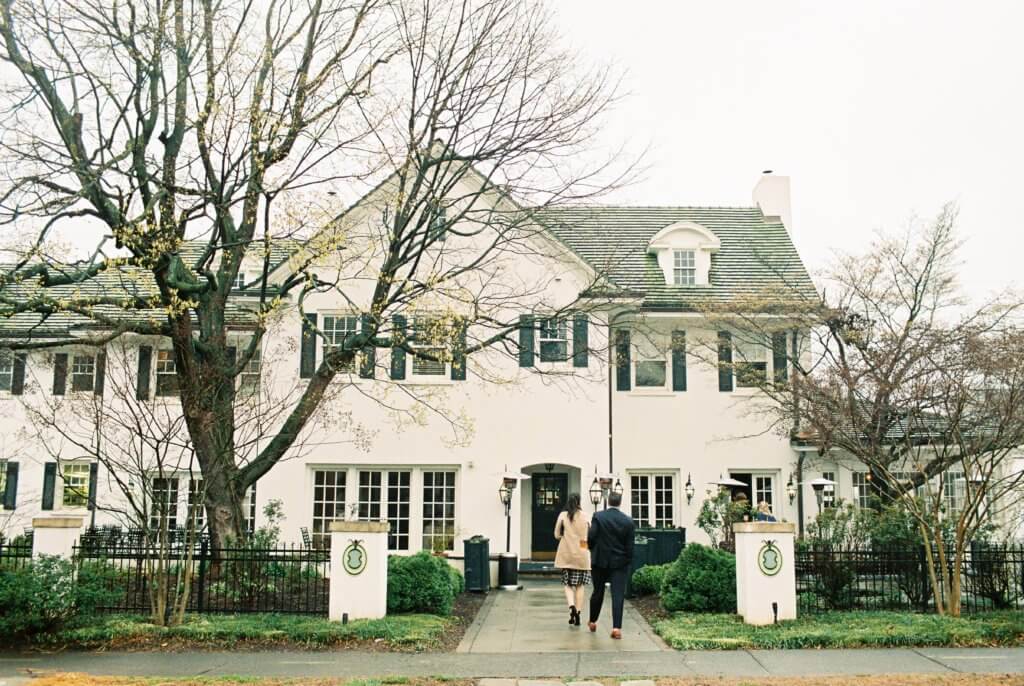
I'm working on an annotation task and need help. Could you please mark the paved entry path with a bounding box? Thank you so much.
[457,578,667,653]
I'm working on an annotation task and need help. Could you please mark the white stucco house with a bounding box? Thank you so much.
[0,169,868,558]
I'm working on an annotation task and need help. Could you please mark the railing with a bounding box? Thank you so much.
[796,544,1024,614]
[73,538,330,615]
[0,534,32,570]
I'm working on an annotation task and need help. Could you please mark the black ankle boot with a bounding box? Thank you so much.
[569,605,577,626]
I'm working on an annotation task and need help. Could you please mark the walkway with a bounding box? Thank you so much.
[457,578,666,653]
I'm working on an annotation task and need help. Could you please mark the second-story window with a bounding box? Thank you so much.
[233,272,246,290]
[0,350,13,392]
[155,350,179,396]
[71,354,96,392]
[428,202,447,242]
[61,462,92,508]
[239,347,261,394]
[322,315,359,372]
[673,250,695,286]
[734,338,767,388]
[538,318,568,362]
[635,335,667,388]
[411,317,445,376]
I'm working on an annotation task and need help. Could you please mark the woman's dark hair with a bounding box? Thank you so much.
[565,493,582,522]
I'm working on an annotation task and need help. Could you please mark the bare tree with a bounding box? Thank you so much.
[0,0,631,547]
[704,205,1024,615]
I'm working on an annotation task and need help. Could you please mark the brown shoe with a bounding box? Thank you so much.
[588,621,597,633]
[610,628,622,639]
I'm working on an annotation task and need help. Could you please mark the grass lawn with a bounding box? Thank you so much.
[31,677,470,686]
[653,610,1024,650]
[35,612,453,651]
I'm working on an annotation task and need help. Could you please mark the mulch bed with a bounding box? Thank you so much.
[436,589,486,652]
[630,592,669,624]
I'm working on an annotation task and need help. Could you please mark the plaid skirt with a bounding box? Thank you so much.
[561,568,592,587]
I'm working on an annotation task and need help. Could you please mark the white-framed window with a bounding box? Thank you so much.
[239,346,261,394]
[71,354,96,392]
[358,469,411,551]
[734,338,767,388]
[150,477,180,530]
[312,469,346,549]
[155,349,179,396]
[245,484,257,534]
[634,334,667,389]
[322,314,360,373]
[428,202,447,242]
[538,318,568,363]
[233,272,246,290]
[422,470,456,552]
[821,471,836,508]
[411,317,446,376]
[187,478,205,530]
[852,471,871,509]
[754,475,774,509]
[630,473,674,527]
[61,462,92,508]
[672,250,695,286]
[0,350,14,392]
[943,471,965,515]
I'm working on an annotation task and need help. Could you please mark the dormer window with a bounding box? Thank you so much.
[647,221,720,287]
[672,250,695,286]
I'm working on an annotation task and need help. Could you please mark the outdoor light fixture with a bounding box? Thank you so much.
[613,479,623,497]
[497,467,529,553]
[685,473,695,504]
[786,476,797,504]
[808,476,835,515]
[589,477,602,508]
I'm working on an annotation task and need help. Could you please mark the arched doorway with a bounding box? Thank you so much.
[519,463,582,561]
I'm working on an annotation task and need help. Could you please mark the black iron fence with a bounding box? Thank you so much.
[0,533,32,570]
[796,544,1024,614]
[73,537,330,615]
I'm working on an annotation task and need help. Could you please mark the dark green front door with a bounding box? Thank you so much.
[531,473,568,560]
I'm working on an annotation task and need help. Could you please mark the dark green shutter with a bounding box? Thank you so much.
[52,353,67,395]
[671,330,687,392]
[572,314,589,368]
[41,462,56,510]
[136,346,152,400]
[300,313,318,378]
[718,331,733,392]
[3,461,17,509]
[226,345,237,367]
[390,315,407,380]
[772,332,788,383]
[451,318,468,381]
[615,329,631,391]
[518,315,534,367]
[359,314,376,379]
[94,350,107,396]
[11,353,25,396]
[87,462,98,511]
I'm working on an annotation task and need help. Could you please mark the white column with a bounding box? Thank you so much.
[329,520,390,621]
[32,517,84,558]
[732,521,797,625]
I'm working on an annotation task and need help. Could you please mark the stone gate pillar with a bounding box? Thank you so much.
[32,517,83,558]
[329,521,390,621]
[733,521,796,625]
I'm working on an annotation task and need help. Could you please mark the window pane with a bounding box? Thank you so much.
[312,470,346,549]
[538,318,568,362]
[0,350,11,392]
[155,350,179,396]
[630,475,650,525]
[387,471,411,551]
[71,355,95,392]
[636,361,666,387]
[422,471,456,552]
[654,475,674,527]
[150,477,180,530]
[62,463,91,508]
[322,315,359,372]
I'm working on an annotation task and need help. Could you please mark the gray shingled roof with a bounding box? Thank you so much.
[535,206,818,310]
[0,239,299,339]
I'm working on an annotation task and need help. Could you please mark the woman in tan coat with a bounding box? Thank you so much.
[554,493,591,627]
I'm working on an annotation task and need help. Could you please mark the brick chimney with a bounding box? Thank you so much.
[753,171,792,233]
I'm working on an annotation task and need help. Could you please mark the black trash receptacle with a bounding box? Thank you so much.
[463,535,490,592]
[498,552,519,589]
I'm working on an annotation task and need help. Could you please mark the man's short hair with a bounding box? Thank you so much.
[608,491,623,507]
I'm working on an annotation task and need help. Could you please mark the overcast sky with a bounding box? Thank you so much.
[551,1,1024,301]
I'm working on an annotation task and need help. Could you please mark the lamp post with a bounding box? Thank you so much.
[589,478,602,510]
[589,468,618,509]
[786,476,797,505]
[497,468,529,591]
[809,477,835,515]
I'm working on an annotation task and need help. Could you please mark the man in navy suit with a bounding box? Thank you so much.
[586,491,636,639]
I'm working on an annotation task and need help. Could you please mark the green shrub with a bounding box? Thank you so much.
[0,555,118,639]
[447,564,465,596]
[387,552,458,615]
[631,563,669,596]
[660,544,736,613]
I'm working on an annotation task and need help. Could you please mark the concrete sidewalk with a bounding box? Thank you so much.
[2,647,1024,680]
